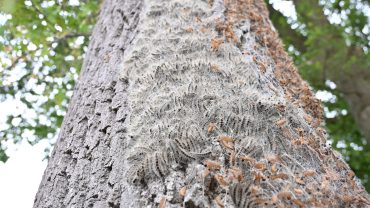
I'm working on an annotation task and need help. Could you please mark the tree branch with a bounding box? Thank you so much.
[266,1,307,53]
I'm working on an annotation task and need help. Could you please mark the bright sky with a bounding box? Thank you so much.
[0,141,48,208]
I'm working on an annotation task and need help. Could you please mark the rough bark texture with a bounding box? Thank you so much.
[34,0,370,207]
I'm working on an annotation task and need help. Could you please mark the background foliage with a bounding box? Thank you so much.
[0,0,100,161]
[0,0,369,190]
[267,0,370,190]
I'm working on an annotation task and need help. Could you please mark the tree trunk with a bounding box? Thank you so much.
[34,0,370,207]
[338,75,370,143]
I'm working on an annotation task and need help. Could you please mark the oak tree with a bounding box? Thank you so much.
[34,0,370,207]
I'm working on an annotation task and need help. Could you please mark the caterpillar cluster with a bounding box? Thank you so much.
[125,126,212,185]
[118,0,370,206]
[229,182,269,208]
[125,86,291,186]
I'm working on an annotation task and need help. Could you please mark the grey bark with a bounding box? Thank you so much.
[34,0,370,207]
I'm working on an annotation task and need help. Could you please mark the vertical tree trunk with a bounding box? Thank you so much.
[34,0,370,207]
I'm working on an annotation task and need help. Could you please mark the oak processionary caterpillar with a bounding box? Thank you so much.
[119,0,363,207]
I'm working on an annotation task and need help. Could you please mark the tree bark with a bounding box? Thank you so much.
[34,0,370,207]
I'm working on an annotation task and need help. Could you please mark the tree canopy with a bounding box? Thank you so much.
[0,0,100,160]
[0,0,369,191]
